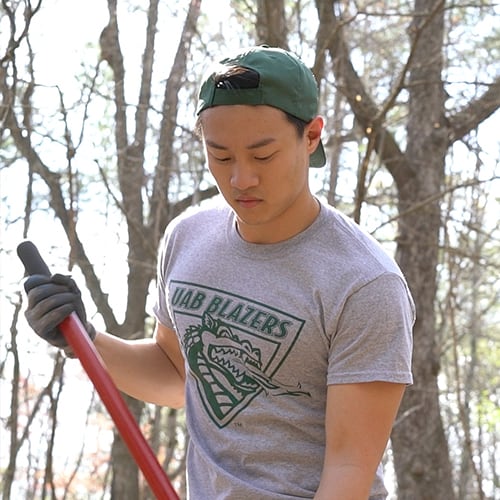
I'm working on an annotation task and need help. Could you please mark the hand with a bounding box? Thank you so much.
[24,273,96,356]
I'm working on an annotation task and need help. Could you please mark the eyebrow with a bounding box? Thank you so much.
[205,137,276,150]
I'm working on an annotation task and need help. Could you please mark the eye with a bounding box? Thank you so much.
[214,156,231,162]
[254,152,276,161]
[208,150,232,163]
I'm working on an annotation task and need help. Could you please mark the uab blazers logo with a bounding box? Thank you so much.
[171,281,310,427]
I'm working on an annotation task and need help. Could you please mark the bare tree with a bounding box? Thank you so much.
[1,0,209,497]
[440,153,500,499]
[311,1,499,498]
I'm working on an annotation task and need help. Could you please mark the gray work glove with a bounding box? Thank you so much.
[24,273,96,357]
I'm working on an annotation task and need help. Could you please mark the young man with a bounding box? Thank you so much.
[24,46,414,499]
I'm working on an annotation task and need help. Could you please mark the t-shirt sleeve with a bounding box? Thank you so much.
[152,232,175,329]
[327,272,414,385]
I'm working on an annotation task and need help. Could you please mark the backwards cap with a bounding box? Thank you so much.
[196,46,326,168]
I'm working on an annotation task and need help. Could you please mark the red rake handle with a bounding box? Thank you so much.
[17,241,179,500]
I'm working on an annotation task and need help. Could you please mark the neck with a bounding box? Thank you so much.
[236,194,320,244]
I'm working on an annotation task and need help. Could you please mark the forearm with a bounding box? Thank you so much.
[93,331,185,408]
[317,382,406,500]
[314,463,374,500]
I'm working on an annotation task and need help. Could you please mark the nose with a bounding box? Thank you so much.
[230,161,259,191]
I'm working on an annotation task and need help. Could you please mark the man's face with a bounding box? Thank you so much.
[200,105,322,244]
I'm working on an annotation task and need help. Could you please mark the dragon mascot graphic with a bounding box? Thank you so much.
[183,312,310,427]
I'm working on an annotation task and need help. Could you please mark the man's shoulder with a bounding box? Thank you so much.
[317,200,403,276]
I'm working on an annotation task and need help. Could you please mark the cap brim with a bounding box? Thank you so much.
[310,139,326,168]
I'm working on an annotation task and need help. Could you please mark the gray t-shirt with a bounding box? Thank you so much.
[153,198,414,499]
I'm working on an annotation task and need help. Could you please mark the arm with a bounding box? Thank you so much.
[22,273,185,408]
[314,381,405,500]
[94,322,186,408]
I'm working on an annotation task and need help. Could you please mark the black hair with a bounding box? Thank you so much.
[214,65,260,90]
[284,113,307,138]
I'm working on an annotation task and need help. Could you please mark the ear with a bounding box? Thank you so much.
[306,116,324,154]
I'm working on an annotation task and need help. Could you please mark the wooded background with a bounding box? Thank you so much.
[1,0,499,499]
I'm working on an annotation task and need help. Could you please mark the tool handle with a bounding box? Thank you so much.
[17,241,179,500]
[17,240,51,276]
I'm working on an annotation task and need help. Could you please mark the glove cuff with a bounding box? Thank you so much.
[63,322,97,358]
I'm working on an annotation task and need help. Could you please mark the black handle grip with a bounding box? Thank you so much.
[17,240,51,276]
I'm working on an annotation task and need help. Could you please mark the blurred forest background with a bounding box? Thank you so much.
[1,0,499,499]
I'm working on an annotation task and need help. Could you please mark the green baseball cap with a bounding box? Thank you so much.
[197,46,326,168]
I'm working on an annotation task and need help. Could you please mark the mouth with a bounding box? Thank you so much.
[235,196,262,209]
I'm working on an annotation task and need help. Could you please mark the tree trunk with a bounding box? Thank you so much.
[110,424,139,499]
[391,1,455,499]
[314,0,457,497]
[256,0,288,48]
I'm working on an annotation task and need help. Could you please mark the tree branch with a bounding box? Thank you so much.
[315,0,410,189]
[448,77,500,143]
[148,0,202,242]
[3,100,119,329]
